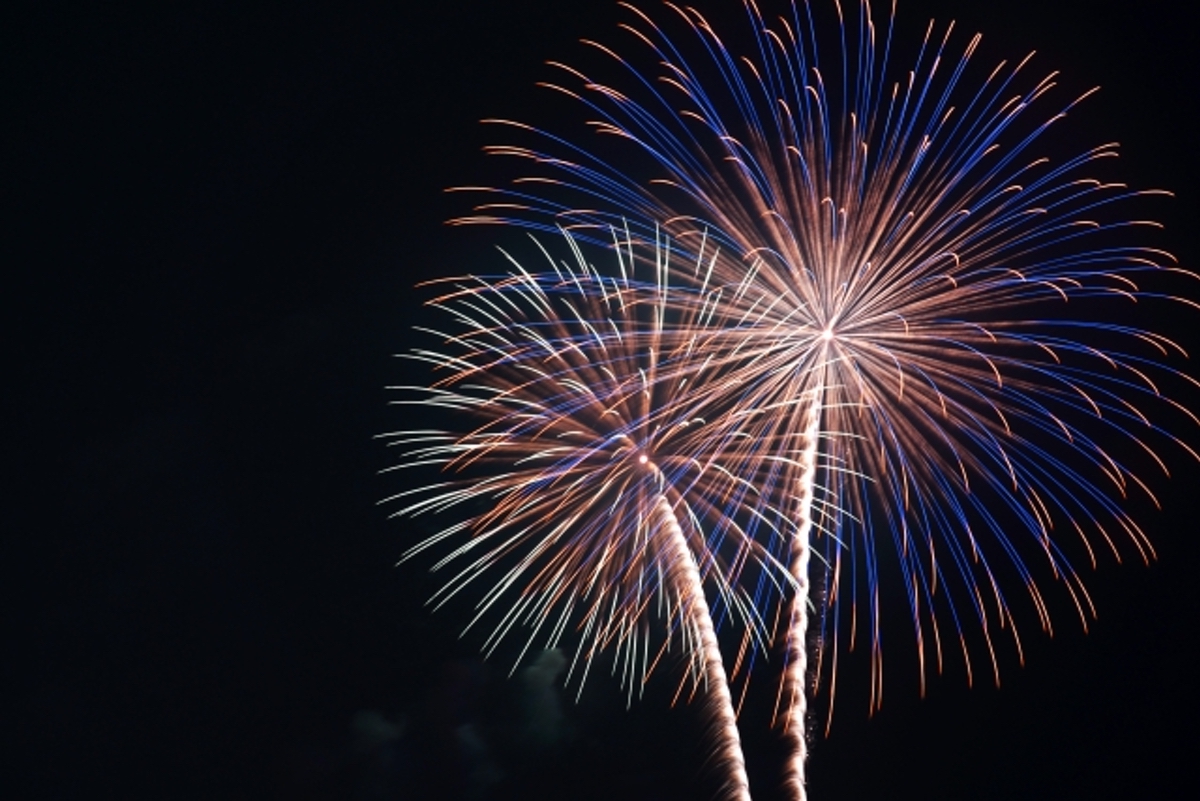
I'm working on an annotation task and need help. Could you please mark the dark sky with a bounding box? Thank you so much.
[11,1,1198,799]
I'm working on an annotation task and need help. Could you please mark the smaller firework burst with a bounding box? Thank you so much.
[382,229,808,800]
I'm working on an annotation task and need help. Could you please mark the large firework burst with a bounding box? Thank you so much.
[448,1,1197,797]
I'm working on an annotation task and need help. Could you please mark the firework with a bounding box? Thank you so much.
[383,230,811,799]
[449,1,1197,797]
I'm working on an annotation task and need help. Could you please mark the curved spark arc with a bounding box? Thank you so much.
[448,2,1196,798]
[384,230,817,799]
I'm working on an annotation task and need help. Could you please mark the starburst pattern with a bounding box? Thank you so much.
[445,2,1196,798]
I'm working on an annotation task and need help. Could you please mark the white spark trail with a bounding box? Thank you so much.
[654,494,752,801]
[780,381,823,801]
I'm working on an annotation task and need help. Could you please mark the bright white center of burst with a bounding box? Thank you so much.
[638,454,649,464]
[821,327,835,343]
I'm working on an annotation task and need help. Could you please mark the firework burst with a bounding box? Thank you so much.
[383,230,816,799]
[447,1,1198,797]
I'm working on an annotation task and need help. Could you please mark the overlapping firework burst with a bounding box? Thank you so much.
[387,1,1196,799]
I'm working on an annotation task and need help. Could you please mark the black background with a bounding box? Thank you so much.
[10,1,1198,799]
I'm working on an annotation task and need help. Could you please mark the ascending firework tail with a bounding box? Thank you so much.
[654,494,752,801]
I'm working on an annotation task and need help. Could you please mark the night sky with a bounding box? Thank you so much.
[12,1,1199,799]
